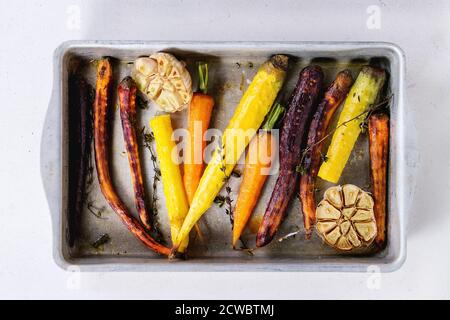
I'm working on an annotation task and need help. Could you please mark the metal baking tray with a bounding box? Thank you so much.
[42,41,407,272]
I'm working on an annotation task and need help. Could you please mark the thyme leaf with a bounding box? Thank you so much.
[214,195,226,207]
[320,152,328,163]
[87,201,107,219]
[296,165,306,175]
[91,233,110,249]
[231,169,242,178]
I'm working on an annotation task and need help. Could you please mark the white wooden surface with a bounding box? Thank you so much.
[0,0,448,299]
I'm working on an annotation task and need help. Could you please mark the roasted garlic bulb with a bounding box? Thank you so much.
[316,184,377,251]
[132,53,192,112]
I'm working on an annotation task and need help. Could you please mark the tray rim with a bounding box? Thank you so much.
[43,40,407,272]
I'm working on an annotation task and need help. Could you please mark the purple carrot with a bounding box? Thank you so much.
[299,70,353,238]
[256,65,323,247]
[118,76,152,230]
[68,75,93,247]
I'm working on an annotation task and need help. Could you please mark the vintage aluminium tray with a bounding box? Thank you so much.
[42,41,406,272]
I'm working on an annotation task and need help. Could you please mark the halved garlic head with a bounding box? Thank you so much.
[132,52,192,113]
[316,184,377,251]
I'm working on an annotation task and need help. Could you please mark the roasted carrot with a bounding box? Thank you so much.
[118,76,152,230]
[232,102,284,248]
[93,58,170,256]
[183,62,214,241]
[368,112,389,248]
[172,55,289,254]
[183,62,215,204]
[68,75,93,247]
[318,66,386,183]
[299,70,353,238]
[256,65,323,248]
[150,115,190,253]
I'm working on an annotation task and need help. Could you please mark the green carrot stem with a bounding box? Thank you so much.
[262,102,285,130]
[197,62,209,94]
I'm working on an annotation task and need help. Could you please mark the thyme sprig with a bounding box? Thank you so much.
[141,126,163,238]
[217,137,228,183]
[214,137,235,228]
[225,186,234,227]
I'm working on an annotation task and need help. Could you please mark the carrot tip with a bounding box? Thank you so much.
[374,239,386,250]
[168,248,178,260]
[168,246,188,260]
[255,233,271,248]
[305,229,312,240]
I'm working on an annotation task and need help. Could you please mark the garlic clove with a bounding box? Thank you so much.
[317,221,338,234]
[317,201,341,220]
[340,220,351,235]
[351,209,373,222]
[354,222,377,242]
[324,186,343,209]
[356,191,374,210]
[342,184,360,206]
[324,227,341,245]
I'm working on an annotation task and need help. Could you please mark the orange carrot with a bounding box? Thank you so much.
[369,112,389,248]
[183,62,214,239]
[183,62,214,203]
[232,103,284,248]
[183,95,214,202]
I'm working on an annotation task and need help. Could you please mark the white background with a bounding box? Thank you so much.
[0,0,449,299]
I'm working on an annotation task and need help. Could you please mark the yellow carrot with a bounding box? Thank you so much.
[172,55,289,253]
[318,66,386,183]
[150,115,189,252]
[232,103,283,248]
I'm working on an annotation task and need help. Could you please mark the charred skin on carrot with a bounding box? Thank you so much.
[368,112,389,248]
[94,58,170,256]
[68,75,93,247]
[118,76,152,230]
[299,70,353,238]
[256,65,324,248]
